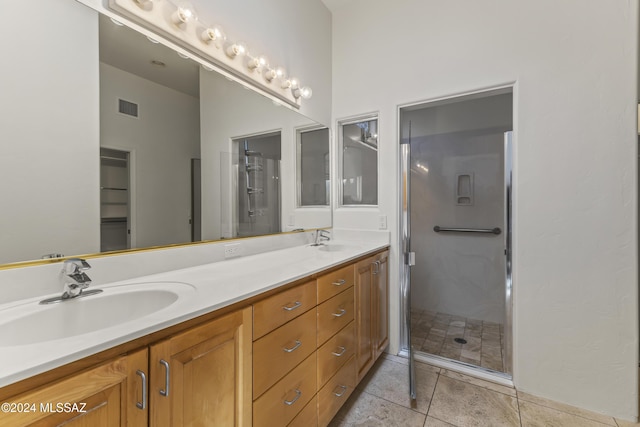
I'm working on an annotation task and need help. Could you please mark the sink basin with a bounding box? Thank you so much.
[0,282,195,346]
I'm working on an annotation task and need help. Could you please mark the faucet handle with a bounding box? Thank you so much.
[62,258,91,274]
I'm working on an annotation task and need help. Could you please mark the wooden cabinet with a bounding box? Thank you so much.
[0,247,389,427]
[0,349,148,427]
[150,307,252,427]
[355,251,389,381]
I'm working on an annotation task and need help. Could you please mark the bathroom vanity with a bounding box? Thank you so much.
[0,241,389,427]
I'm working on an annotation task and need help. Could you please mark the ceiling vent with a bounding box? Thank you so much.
[118,99,138,117]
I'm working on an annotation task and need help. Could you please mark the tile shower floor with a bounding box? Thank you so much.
[329,354,635,427]
[411,309,505,372]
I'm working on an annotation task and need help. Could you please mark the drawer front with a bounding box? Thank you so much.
[317,321,355,388]
[317,264,354,303]
[254,280,317,340]
[254,308,317,399]
[318,355,356,427]
[287,395,318,427]
[317,288,354,345]
[253,353,317,427]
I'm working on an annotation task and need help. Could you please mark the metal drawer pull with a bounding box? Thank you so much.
[332,279,346,286]
[135,370,147,410]
[284,389,302,406]
[332,308,347,317]
[159,359,170,397]
[332,346,347,357]
[333,385,348,397]
[282,301,302,311]
[373,260,380,275]
[283,340,302,353]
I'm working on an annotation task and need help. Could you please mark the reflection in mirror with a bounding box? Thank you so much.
[297,127,330,206]
[0,5,330,267]
[235,132,281,237]
[340,117,379,206]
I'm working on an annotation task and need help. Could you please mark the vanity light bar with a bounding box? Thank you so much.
[107,0,311,108]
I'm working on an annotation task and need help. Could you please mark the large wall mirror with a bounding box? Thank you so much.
[0,1,330,266]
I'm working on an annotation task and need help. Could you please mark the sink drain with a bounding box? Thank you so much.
[454,338,467,344]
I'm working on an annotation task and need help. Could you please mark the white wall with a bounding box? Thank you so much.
[0,0,100,264]
[100,63,200,248]
[331,0,638,420]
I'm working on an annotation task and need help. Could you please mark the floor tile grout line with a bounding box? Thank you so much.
[358,389,430,418]
[424,371,442,420]
[516,394,524,427]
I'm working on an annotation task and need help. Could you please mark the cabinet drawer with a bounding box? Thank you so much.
[317,321,355,388]
[317,288,354,345]
[254,308,317,399]
[253,353,317,427]
[254,280,317,340]
[317,264,354,303]
[288,395,318,427]
[318,355,356,426]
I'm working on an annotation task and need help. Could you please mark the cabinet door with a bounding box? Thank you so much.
[355,257,374,381]
[0,349,148,427]
[373,252,389,358]
[151,307,252,427]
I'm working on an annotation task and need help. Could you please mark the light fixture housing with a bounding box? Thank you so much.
[225,41,247,58]
[200,26,225,45]
[172,1,196,25]
[247,55,267,71]
[133,0,153,7]
[292,86,312,99]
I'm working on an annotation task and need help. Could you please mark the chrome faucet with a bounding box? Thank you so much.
[61,258,93,299]
[313,229,331,246]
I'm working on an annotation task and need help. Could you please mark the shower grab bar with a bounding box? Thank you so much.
[433,226,502,235]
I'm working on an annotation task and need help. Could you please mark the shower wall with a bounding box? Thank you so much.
[411,131,505,323]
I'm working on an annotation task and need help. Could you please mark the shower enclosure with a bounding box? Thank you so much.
[400,89,513,394]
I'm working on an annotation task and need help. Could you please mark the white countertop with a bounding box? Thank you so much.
[0,239,388,389]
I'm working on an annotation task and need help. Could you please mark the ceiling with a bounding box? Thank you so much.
[99,14,200,98]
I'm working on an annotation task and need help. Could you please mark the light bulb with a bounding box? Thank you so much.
[201,26,224,44]
[292,86,312,99]
[290,77,300,89]
[226,41,247,58]
[247,55,268,71]
[172,2,196,25]
[300,86,313,99]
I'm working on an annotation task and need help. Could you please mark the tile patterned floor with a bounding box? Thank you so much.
[411,309,505,372]
[329,354,635,427]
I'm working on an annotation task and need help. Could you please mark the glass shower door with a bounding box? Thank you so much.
[400,90,513,392]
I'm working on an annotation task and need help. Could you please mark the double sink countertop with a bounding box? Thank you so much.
[0,238,388,388]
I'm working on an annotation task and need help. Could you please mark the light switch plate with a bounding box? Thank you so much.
[379,215,387,230]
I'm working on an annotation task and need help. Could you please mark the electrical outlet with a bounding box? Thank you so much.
[379,215,387,230]
[288,214,296,226]
[224,243,243,259]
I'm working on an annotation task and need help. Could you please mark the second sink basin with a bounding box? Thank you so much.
[0,282,195,346]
